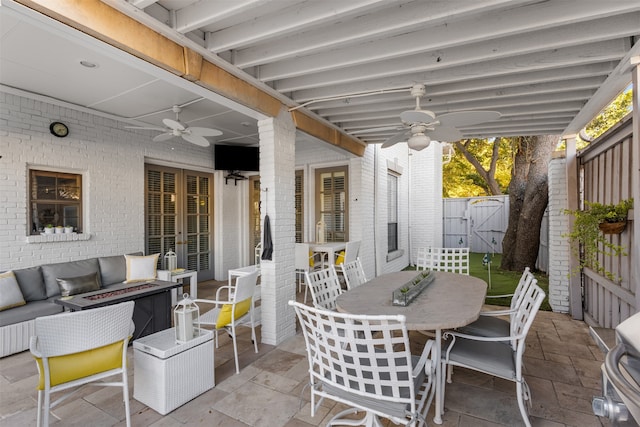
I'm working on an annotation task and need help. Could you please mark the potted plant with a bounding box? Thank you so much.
[564,198,633,281]
[55,225,64,234]
[44,224,54,234]
[64,225,74,234]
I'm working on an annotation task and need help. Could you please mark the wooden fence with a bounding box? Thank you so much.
[578,115,636,328]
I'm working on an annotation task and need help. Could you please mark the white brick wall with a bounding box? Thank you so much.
[548,156,570,313]
[0,91,215,271]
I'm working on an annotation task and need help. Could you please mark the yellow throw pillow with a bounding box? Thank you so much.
[215,297,252,329]
[335,251,346,265]
[35,341,124,389]
[124,254,159,283]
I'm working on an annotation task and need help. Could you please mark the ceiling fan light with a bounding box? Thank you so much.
[407,133,431,150]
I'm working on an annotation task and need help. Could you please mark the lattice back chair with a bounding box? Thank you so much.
[305,266,343,310]
[442,283,545,427]
[30,301,135,427]
[339,257,368,290]
[195,270,259,374]
[429,247,470,275]
[289,300,437,427]
[254,242,261,266]
[415,247,430,271]
[458,267,537,338]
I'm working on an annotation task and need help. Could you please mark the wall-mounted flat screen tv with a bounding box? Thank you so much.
[214,144,259,171]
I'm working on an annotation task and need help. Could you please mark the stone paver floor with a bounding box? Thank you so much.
[0,280,615,426]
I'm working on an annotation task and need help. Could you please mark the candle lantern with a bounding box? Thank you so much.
[164,249,177,271]
[174,293,200,344]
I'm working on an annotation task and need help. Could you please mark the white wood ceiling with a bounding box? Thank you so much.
[2,0,639,148]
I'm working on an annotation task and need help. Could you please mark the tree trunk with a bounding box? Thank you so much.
[501,135,558,271]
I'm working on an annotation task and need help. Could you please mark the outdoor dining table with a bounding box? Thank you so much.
[335,270,487,424]
[306,241,346,266]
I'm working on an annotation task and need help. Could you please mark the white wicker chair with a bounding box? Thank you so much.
[195,270,259,374]
[339,257,367,290]
[30,301,135,427]
[457,267,537,339]
[428,247,470,275]
[289,300,437,427]
[442,283,545,427]
[305,266,343,310]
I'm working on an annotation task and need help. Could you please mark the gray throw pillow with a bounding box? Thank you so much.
[56,272,102,297]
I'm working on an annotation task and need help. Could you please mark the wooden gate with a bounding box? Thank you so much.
[443,196,508,254]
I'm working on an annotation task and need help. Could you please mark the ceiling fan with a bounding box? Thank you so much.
[351,84,500,151]
[126,105,222,147]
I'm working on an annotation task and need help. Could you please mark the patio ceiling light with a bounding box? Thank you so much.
[407,133,431,151]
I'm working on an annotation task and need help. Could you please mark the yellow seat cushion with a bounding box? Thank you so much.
[35,341,124,389]
[309,251,315,268]
[335,251,346,265]
[215,297,252,329]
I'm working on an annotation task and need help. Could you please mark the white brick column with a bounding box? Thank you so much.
[548,154,570,313]
[257,107,297,345]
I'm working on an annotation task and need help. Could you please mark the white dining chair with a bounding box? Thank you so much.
[289,300,437,427]
[339,257,367,290]
[305,267,343,311]
[334,240,361,266]
[442,282,546,427]
[416,247,430,271]
[428,247,470,275]
[295,242,322,302]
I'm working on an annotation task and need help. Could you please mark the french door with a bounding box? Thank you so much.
[145,164,214,280]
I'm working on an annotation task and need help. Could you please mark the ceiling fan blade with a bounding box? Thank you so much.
[162,118,186,131]
[350,125,404,135]
[425,125,463,142]
[400,109,436,124]
[189,127,223,137]
[182,133,210,147]
[381,130,410,148]
[436,111,500,127]
[125,125,166,131]
[152,133,174,142]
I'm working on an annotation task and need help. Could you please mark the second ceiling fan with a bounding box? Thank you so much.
[353,84,500,151]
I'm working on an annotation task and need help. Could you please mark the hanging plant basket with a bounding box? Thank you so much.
[598,221,627,234]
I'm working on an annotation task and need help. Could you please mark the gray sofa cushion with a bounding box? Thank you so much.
[97,252,142,286]
[0,299,63,327]
[41,259,100,298]
[13,266,47,302]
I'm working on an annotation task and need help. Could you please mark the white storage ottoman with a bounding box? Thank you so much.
[133,327,214,415]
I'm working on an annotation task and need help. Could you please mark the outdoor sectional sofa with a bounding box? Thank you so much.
[0,252,142,357]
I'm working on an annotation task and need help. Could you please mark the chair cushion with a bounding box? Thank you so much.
[0,271,26,311]
[447,336,516,380]
[35,341,124,389]
[0,300,63,328]
[457,316,510,338]
[56,272,102,297]
[323,354,424,420]
[124,254,159,283]
[335,251,345,265]
[215,297,252,329]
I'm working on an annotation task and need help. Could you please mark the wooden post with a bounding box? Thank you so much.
[565,134,583,320]
[632,56,640,314]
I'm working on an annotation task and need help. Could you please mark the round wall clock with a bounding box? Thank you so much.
[49,122,69,138]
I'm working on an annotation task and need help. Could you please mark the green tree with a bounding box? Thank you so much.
[583,88,632,140]
[443,138,512,197]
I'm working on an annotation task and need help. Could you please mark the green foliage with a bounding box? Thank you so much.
[443,138,512,197]
[583,88,632,140]
[563,199,633,281]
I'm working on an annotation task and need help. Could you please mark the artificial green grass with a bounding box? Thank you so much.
[404,252,551,311]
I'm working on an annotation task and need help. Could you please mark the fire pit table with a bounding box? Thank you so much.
[55,280,182,340]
